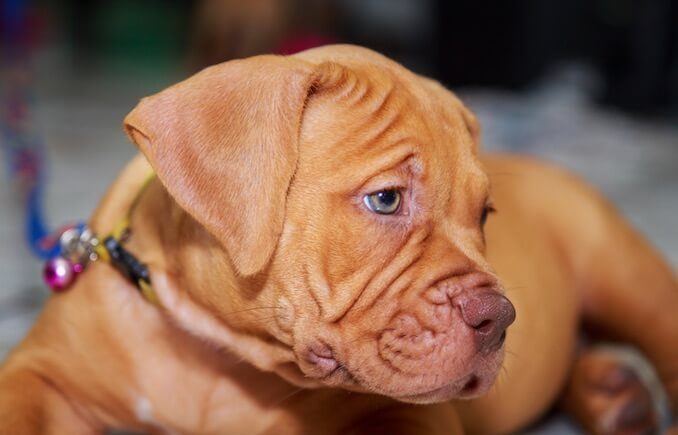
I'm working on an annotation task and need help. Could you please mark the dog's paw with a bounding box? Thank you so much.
[561,350,658,435]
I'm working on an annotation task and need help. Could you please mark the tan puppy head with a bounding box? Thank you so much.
[124,45,515,404]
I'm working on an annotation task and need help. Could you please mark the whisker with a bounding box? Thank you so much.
[222,306,283,317]
[503,285,527,292]
[226,315,282,330]
[493,364,510,401]
[267,387,305,408]
[503,348,522,362]
[345,335,378,346]
[487,171,520,179]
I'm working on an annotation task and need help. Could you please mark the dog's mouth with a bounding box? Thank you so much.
[294,278,512,401]
[321,362,359,386]
[301,344,363,389]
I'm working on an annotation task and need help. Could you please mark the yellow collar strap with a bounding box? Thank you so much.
[99,171,159,304]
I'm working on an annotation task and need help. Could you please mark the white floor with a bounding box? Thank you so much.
[1,57,676,433]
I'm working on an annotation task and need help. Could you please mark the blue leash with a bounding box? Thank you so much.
[1,0,63,260]
[2,0,154,296]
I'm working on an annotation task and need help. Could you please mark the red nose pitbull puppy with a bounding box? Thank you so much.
[0,45,676,435]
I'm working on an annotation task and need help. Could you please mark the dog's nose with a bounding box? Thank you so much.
[454,291,516,353]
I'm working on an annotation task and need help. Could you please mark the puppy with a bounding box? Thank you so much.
[0,45,676,434]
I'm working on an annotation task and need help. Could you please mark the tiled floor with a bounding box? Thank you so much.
[1,57,676,433]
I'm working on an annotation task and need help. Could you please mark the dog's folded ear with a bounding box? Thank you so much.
[460,105,481,148]
[448,93,481,150]
[123,56,323,276]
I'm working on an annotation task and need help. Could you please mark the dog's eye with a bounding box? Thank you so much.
[480,204,496,227]
[364,189,402,215]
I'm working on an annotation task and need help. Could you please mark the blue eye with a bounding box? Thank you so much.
[363,189,402,215]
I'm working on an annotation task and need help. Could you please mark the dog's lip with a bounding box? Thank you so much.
[392,372,482,403]
[319,361,359,386]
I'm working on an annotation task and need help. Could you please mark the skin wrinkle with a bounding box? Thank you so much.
[325,269,378,324]
[376,347,407,376]
[154,268,300,377]
[380,333,417,362]
[383,323,449,371]
[308,121,416,188]
[272,296,295,344]
[443,224,490,271]
[352,107,411,163]
[373,332,478,399]
[365,243,465,320]
[360,251,421,320]
[340,351,385,391]
[346,145,418,194]
[360,112,403,153]
[351,229,429,316]
[325,65,362,103]
[302,263,325,320]
[171,263,264,337]
[197,381,218,432]
[328,243,413,325]
[31,369,100,431]
[337,73,370,107]
[313,99,409,181]
[370,84,396,115]
[20,350,120,430]
[349,75,378,108]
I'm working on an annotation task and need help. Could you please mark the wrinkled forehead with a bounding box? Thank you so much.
[296,61,484,193]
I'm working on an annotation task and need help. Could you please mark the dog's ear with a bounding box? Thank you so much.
[449,94,481,149]
[124,56,321,276]
[460,105,481,147]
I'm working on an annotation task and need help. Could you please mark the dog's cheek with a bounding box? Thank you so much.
[322,199,409,285]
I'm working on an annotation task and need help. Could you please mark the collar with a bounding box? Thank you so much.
[43,172,159,305]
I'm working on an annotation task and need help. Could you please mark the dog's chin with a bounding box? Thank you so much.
[392,371,497,404]
[312,368,498,404]
[282,365,500,405]
[299,358,503,404]
[341,350,505,403]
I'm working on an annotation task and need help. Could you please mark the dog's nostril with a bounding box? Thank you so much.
[475,319,493,333]
[461,375,479,394]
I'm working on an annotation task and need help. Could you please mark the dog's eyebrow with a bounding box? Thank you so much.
[357,146,420,185]
[370,139,420,170]
[330,140,419,189]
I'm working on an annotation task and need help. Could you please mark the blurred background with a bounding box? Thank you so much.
[1,0,677,433]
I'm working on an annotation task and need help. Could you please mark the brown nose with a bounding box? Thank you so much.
[454,291,516,353]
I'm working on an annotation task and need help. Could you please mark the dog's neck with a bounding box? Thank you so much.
[72,179,311,431]
[123,180,303,381]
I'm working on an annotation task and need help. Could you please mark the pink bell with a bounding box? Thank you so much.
[43,257,75,292]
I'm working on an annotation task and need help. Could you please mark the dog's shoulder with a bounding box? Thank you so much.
[481,153,613,222]
[482,152,644,275]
